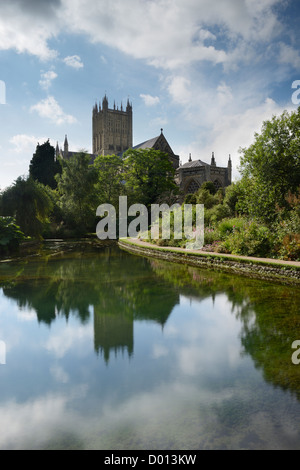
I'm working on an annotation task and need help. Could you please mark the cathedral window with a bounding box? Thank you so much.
[186,180,199,194]
[213,180,222,190]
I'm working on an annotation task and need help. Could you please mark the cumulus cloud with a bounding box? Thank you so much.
[0,0,296,190]
[39,71,58,91]
[140,94,160,106]
[278,43,300,69]
[183,98,294,180]
[0,0,59,60]
[63,55,84,69]
[0,0,289,70]
[10,134,47,153]
[30,96,77,125]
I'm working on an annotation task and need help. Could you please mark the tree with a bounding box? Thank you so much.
[239,107,300,222]
[56,152,98,234]
[201,181,217,195]
[122,148,178,209]
[0,177,53,238]
[29,140,62,189]
[0,217,27,254]
[93,154,126,207]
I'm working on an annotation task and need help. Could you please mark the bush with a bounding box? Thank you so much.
[217,217,246,240]
[0,217,27,254]
[184,193,198,204]
[206,204,231,225]
[196,188,219,209]
[200,181,217,195]
[219,219,273,257]
[273,200,300,260]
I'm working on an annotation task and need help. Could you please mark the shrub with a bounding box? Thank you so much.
[196,188,219,209]
[273,201,300,260]
[206,204,231,225]
[219,219,273,257]
[0,217,27,254]
[200,181,217,195]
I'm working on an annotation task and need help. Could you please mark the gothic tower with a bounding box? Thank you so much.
[92,95,133,155]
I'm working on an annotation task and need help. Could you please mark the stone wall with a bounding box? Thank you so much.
[118,239,300,286]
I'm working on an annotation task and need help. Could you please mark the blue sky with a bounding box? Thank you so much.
[0,0,299,189]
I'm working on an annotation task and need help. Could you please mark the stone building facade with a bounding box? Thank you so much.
[92,95,132,155]
[56,95,232,194]
[131,129,180,170]
[176,152,232,194]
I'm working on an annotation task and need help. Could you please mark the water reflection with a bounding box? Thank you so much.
[1,242,300,395]
[149,258,300,401]
[0,242,179,363]
[0,241,300,449]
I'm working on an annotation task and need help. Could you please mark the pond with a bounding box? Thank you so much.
[0,240,299,450]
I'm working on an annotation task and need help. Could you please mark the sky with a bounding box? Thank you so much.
[0,0,300,190]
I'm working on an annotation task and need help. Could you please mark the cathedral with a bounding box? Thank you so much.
[56,95,232,195]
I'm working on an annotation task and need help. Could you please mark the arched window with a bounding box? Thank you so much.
[185,180,199,194]
[213,179,222,190]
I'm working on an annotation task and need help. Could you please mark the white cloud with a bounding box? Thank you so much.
[140,94,160,106]
[50,365,69,384]
[9,134,47,153]
[0,1,59,60]
[63,55,84,69]
[39,71,58,91]
[45,323,93,359]
[278,43,300,69]
[182,98,295,180]
[30,96,77,125]
[167,76,192,106]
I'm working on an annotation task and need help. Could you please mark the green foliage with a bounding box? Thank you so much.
[29,140,62,189]
[122,148,178,209]
[93,153,126,207]
[205,204,231,225]
[200,181,217,195]
[219,219,274,257]
[223,181,246,216]
[273,192,300,260]
[184,193,197,204]
[0,177,53,238]
[0,217,27,254]
[195,188,219,209]
[239,107,300,223]
[56,152,99,234]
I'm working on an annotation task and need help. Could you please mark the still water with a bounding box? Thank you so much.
[0,240,299,450]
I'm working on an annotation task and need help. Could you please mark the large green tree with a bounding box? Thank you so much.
[56,152,98,234]
[93,153,126,207]
[29,140,61,189]
[0,177,53,238]
[239,107,300,222]
[122,148,178,209]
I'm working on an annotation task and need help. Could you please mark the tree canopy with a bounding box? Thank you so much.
[0,177,53,238]
[29,140,62,189]
[122,148,178,208]
[93,153,126,207]
[239,107,300,222]
[56,152,98,234]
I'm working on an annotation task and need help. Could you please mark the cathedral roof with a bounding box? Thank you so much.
[132,135,160,150]
[180,159,209,169]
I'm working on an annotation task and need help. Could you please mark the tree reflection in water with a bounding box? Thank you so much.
[0,240,299,399]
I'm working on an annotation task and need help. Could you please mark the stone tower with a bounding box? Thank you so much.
[92,95,133,155]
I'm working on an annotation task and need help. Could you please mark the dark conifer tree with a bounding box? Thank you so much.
[29,140,61,189]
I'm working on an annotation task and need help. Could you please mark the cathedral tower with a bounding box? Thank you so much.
[92,95,133,155]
